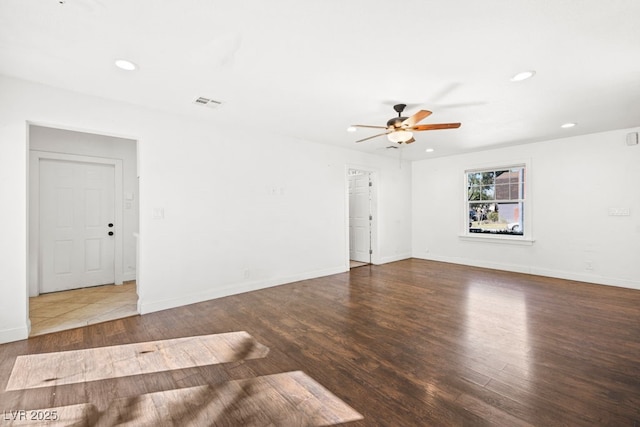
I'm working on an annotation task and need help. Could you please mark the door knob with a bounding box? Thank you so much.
[108,231,114,236]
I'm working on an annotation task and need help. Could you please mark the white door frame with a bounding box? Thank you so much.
[345,165,379,268]
[29,151,124,295]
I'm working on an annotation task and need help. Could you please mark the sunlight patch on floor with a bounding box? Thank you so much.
[4,332,362,425]
[7,332,269,390]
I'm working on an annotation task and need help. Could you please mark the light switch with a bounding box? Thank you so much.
[608,208,630,216]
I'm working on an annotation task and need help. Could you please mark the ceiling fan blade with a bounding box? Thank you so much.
[404,137,416,144]
[402,110,432,127]
[352,124,388,129]
[356,132,390,143]
[410,123,461,131]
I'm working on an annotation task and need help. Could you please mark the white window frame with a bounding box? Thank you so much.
[460,161,534,245]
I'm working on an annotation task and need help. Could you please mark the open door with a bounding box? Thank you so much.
[348,169,372,267]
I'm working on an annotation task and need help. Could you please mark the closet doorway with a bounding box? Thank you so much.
[347,168,376,269]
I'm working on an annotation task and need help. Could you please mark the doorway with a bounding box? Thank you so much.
[28,125,139,336]
[347,168,376,268]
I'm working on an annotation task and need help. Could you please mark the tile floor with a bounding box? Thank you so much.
[349,260,369,268]
[29,281,138,337]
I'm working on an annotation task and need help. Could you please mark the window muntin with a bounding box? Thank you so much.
[467,166,525,236]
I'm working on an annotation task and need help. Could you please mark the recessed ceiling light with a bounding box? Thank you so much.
[347,126,357,132]
[425,148,435,153]
[115,59,137,71]
[510,70,536,82]
[561,122,576,128]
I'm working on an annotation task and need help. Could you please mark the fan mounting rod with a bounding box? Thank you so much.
[393,104,406,116]
[388,104,408,128]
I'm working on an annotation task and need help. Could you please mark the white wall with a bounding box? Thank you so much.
[0,75,412,343]
[412,128,640,289]
[0,121,28,343]
[29,125,139,295]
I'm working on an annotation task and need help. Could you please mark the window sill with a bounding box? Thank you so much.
[458,234,535,246]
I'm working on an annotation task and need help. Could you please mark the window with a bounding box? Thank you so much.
[467,165,525,236]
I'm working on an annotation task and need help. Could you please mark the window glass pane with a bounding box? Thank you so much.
[468,172,484,187]
[495,184,509,200]
[495,170,510,184]
[481,185,494,200]
[480,171,495,185]
[511,167,525,183]
[468,185,481,201]
[468,202,523,235]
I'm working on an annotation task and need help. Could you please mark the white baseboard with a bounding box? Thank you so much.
[529,266,640,290]
[375,253,412,265]
[414,253,640,290]
[138,265,346,315]
[123,272,137,282]
[0,324,29,344]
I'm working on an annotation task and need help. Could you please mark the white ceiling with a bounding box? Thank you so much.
[1,0,639,160]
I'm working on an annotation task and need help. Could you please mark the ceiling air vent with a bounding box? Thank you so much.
[194,97,222,109]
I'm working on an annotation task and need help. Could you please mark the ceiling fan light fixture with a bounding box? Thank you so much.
[510,70,536,82]
[388,130,413,143]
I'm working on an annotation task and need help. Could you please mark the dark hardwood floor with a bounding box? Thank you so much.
[1,259,639,426]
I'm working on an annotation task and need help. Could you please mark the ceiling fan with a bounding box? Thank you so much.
[352,104,461,144]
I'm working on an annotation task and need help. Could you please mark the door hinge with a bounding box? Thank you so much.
[369,214,373,220]
[369,249,373,255]
[369,181,372,187]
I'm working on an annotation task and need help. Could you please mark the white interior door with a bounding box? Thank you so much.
[40,159,115,293]
[349,171,371,263]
